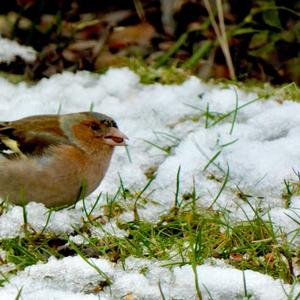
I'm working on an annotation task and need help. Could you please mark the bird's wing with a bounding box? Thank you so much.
[0,115,70,157]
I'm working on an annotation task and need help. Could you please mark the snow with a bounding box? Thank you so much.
[0,67,299,298]
[0,256,297,300]
[0,202,82,238]
[91,220,128,238]
[0,35,36,63]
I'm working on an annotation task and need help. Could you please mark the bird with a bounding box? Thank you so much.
[0,112,127,208]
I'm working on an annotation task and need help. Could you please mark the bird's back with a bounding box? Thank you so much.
[0,115,70,157]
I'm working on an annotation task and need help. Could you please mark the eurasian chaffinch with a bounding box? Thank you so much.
[0,112,127,208]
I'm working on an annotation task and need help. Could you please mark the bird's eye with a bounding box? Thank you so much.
[111,120,118,128]
[101,119,118,128]
[90,123,100,131]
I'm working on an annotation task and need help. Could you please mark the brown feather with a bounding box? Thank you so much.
[0,112,126,207]
[0,115,70,156]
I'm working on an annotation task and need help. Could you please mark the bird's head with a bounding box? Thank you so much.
[60,112,128,151]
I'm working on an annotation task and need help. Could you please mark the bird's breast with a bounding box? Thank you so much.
[0,144,114,207]
[82,147,114,195]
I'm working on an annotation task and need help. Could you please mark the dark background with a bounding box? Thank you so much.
[0,0,299,84]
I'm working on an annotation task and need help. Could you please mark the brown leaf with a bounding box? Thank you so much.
[108,22,155,50]
[229,253,243,262]
[265,252,275,266]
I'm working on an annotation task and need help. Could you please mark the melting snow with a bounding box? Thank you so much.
[0,68,299,299]
[0,35,36,63]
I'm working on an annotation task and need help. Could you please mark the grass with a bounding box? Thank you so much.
[128,58,191,85]
[0,57,299,101]
[0,189,298,289]
[203,0,236,80]
[128,59,300,101]
[0,72,299,298]
[0,181,298,300]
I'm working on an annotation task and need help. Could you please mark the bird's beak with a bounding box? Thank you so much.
[103,127,128,146]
